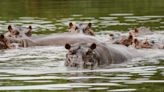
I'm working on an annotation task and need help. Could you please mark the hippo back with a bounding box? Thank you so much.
[34,33,100,46]
[2,33,100,48]
[93,43,136,65]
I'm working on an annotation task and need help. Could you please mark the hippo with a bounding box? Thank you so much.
[68,22,95,36]
[64,42,140,68]
[0,35,8,49]
[0,42,6,49]
[0,22,97,50]
[0,33,100,49]
[0,34,29,49]
[4,25,32,38]
[129,27,153,37]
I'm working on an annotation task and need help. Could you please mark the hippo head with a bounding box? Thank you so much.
[68,22,94,36]
[0,42,6,49]
[7,25,32,37]
[78,23,94,35]
[65,43,98,68]
[0,34,9,49]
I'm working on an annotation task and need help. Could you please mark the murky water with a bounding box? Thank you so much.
[0,0,164,92]
[0,32,164,91]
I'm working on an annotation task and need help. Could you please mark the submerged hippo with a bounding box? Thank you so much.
[0,33,100,49]
[0,34,29,49]
[5,25,32,38]
[0,35,8,49]
[68,22,95,36]
[65,42,140,68]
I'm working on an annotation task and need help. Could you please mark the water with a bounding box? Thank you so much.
[0,0,164,91]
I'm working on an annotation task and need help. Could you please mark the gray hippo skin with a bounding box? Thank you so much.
[65,42,139,67]
[33,33,98,46]
[0,42,7,49]
[0,33,100,49]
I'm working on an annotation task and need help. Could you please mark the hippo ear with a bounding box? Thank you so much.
[8,25,12,31]
[90,43,96,50]
[0,34,5,39]
[69,22,73,28]
[65,43,71,50]
[88,23,92,28]
[29,26,32,30]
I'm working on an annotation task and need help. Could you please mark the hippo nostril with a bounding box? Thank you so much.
[74,63,78,67]
[71,63,78,67]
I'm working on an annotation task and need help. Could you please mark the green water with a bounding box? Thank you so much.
[0,0,164,17]
[0,0,164,92]
[0,0,164,33]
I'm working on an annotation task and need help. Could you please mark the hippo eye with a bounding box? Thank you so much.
[86,50,92,55]
[69,50,76,55]
[75,27,78,30]
[72,51,76,54]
